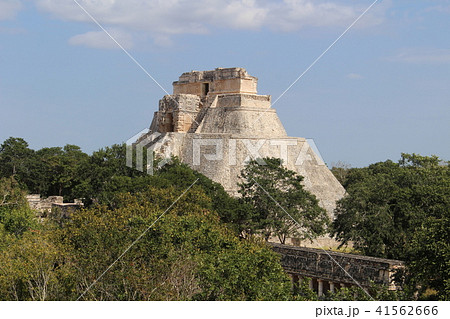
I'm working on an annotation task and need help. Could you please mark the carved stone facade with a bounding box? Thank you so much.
[138,67,346,248]
[149,94,201,133]
[173,67,258,97]
[272,243,404,295]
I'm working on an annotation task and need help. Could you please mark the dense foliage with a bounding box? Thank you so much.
[58,187,291,300]
[238,158,329,244]
[0,138,293,300]
[1,136,447,301]
[332,154,450,300]
[0,175,292,301]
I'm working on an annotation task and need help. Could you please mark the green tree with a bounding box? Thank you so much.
[156,158,245,233]
[0,231,75,301]
[38,145,89,198]
[0,137,34,178]
[0,177,37,236]
[73,147,243,235]
[58,186,291,300]
[71,144,153,205]
[321,283,407,301]
[0,177,71,301]
[332,153,450,299]
[330,161,351,186]
[408,212,450,300]
[0,138,90,199]
[238,158,329,244]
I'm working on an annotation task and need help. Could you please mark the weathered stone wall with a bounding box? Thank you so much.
[215,94,271,108]
[26,195,63,212]
[198,107,286,137]
[173,82,205,96]
[26,195,84,218]
[154,94,201,133]
[210,78,257,95]
[173,67,258,96]
[271,243,404,290]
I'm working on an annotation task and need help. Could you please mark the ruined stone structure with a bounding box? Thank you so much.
[272,243,404,296]
[138,67,346,247]
[26,194,84,218]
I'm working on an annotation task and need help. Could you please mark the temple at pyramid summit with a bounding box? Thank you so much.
[136,67,345,247]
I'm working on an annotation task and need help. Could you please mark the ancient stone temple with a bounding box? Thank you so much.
[137,67,345,247]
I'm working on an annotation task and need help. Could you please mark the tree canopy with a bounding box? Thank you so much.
[0,138,293,301]
[2,136,447,301]
[238,158,329,244]
[0,184,292,300]
[332,153,450,299]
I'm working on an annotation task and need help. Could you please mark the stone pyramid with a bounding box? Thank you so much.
[138,67,345,247]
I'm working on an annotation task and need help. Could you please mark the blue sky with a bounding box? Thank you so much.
[0,0,449,167]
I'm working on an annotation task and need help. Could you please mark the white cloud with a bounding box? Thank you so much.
[346,73,363,80]
[68,29,133,50]
[387,48,450,64]
[36,0,267,34]
[266,0,383,32]
[0,0,22,20]
[35,0,386,49]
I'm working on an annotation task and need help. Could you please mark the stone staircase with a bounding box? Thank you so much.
[188,95,217,133]
[188,106,209,133]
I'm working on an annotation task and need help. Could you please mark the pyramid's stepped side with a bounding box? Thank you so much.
[140,67,346,248]
[196,97,287,137]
